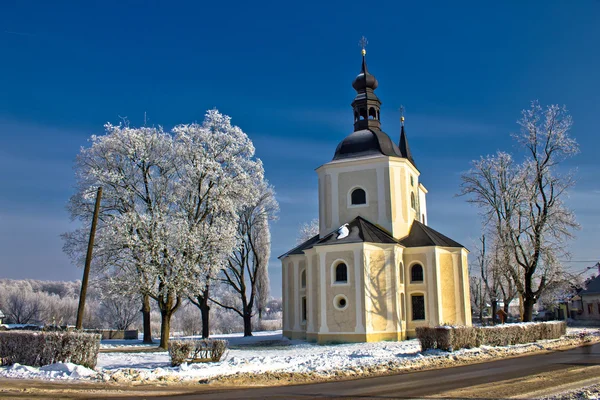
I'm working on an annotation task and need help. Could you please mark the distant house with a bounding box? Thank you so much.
[0,309,5,324]
[579,275,600,321]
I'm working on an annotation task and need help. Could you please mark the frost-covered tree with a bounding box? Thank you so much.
[297,218,319,244]
[4,289,44,324]
[174,111,263,339]
[469,274,484,322]
[65,110,263,348]
[474,234,518,323]
[461,102,579,321]
[213,182,278,336]
[65,123,175,345]
[99,291,140,330]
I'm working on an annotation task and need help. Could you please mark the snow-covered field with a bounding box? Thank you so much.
[1,328,598,383]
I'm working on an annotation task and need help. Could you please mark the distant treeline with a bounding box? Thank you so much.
[0,279,282,336]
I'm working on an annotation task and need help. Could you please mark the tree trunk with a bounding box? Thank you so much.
[243,312,253,337]
[519,293,524,321]
[141,294,153,344]
[523,295,535,322]
[159,309,172,349]
[479,283,484,322]
[491,300,498,325]
[199,295,210,339]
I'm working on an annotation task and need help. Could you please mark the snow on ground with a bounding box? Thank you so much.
[1,362,97,380]
[98,330,425,380]
[1,327,598,383]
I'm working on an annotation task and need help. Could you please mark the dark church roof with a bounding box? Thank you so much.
[399,125,416,167]
[279,218,465,259]
[278,216,399,259]
[314,216,399,247]
[400,220,464,248]
[352,56,378,91]
[278,233,321,259]
[332,53,416,166]
[580,275,600,295]
[333,128,404,160]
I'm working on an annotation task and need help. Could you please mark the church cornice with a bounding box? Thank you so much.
[316,154,421,174]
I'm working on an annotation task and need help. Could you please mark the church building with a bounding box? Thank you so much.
[279,48,472,343]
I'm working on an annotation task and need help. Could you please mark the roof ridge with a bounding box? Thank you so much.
[278,234,320,259]
[356,216,398,241]
[417,221,439,244]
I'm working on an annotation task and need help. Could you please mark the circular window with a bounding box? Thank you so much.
[333,295,348,310]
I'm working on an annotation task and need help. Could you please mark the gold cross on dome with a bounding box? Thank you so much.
[359,36,368,56]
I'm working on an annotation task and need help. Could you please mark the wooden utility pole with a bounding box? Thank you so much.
[76,187,102,329]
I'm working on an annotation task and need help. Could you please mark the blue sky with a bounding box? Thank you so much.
[1,1,599,297]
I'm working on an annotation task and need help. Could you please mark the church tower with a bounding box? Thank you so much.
[279,42,471,344]
[317,46,427,239]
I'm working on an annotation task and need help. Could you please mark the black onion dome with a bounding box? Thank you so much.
[352,57,378,91]
[333,128,403,160]
[333,50,415,164]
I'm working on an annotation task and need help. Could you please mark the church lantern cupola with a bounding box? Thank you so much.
[352,37,382,131]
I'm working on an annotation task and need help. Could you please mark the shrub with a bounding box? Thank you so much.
[416,321,566,352]
[0,331,101,369]
[415,327,436,351]
[452,326,478,350]
[168,339,228,366]
[434,327,453,351]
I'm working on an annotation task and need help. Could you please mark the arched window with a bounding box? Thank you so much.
[411,264,424,283]
[369,107,377,119]
[351,188,366,205]
[410,192,416,209]
[301,269,306,289]
[354,111,359,122]
[335,263,348,283]
[410,176,414,187]
[412,294,425,320]
[360,108,367,120]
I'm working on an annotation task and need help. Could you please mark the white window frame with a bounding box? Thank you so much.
[331,259,350,286]
[408,261,425,284]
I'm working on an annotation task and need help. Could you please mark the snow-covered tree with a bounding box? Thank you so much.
[297,218,319,244]
[461,102,579,321]
[213,182,278,336]
[98,290,141,331]
[65,110,264,348]
[474,234,518,323]
[3,289,44,324]
[174,111,263,339]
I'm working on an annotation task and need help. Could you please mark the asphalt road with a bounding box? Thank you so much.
[149,343,600,400]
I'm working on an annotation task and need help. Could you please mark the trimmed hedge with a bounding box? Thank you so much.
[417,321,567,352]
[168,339,228,367]
[0,331,101,369]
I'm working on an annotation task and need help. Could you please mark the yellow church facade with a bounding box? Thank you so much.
[279,51,471,344]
